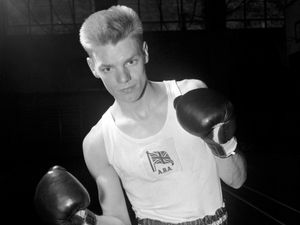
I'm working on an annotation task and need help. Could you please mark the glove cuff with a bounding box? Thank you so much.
[220,137,237,157]
[74,209,97,225]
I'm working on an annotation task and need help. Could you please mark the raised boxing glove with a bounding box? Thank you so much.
[174,88,237,158]
[34,166,97,225]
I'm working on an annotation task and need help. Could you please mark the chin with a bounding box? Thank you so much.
[122,87,144,102]
[123,94,141,103]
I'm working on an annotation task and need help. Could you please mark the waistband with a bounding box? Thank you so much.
[137,207,228,225]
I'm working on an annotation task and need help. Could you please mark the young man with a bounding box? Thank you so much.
[80,5,246,225]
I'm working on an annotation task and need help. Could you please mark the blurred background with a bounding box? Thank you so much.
[0,0,299,224]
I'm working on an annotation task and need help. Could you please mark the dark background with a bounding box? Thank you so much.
[1,4,300,225]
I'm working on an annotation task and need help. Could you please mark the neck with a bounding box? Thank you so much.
[114,81,164,120]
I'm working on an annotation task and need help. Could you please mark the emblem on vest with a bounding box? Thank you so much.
[146,150,174,175]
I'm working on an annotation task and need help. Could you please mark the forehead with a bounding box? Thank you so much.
[91,37,142,65]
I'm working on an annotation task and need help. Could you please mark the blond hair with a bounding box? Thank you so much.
[79,5,143,54]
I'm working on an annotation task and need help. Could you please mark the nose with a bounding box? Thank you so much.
[117,67,131,83]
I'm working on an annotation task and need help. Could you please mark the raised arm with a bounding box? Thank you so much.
[83,123,132,225]
[176,79,247,189]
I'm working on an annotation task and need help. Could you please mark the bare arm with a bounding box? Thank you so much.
[214,149,247,189]
[177,79,247,188]
[83,123,132,225]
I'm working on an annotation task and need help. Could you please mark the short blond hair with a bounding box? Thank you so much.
[79,5,143,54]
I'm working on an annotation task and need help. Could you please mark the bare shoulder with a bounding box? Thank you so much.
[82,121,109,179]
[176,79,207,95]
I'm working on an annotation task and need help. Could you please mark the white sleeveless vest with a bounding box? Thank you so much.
[100,80,224,223]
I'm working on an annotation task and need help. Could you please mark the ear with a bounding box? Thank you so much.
[86,57,99,78]
[142,41,149,64]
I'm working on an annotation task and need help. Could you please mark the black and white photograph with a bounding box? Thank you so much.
[1,1,299,225]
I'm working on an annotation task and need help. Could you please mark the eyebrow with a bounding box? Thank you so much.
[99,55,139,69]
[99,63,113,68]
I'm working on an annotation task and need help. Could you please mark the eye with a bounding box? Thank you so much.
[127,59,138,66]
[101,67,111,73]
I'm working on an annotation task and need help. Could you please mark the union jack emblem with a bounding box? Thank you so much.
[146,151,174,172]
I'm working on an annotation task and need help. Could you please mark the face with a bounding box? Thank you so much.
[87,37,149,103]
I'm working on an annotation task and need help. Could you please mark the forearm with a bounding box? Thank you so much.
[74,209,129,225]
[96,215,129,225]
[96,169,132,225]
[215,148,247,189]
[99,207,132,225]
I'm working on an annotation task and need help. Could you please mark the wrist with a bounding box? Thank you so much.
[206,136,238,158]
[220,137,238,157]
[74,209,97,225]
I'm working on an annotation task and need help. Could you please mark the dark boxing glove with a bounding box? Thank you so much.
[174,88,237,158]
[34,166,97,225]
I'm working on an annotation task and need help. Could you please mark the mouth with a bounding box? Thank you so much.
[120,85,135,94]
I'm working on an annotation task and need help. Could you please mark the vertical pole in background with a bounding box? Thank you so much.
[264,0,267,28]
[0,0,6,83]
[176,0,186,31]
[49,0,53,34]
[180,0,186,31]
[27,0,32,35]
[0,0,7,36]
[71,0,77,32]
[137,0,141,18]
[243,0,247,28]
[157,0,163,31]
